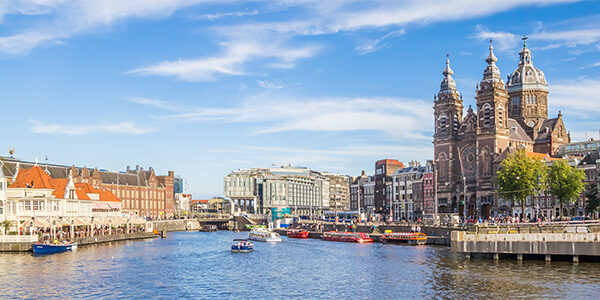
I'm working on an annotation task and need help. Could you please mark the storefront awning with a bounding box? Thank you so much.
[92,202,112,210]
[107,202,122,210]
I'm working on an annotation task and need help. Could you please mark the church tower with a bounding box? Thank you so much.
[507,37,549,140]
[476,40,509,142]
[433,55,463,212]
[434,55,463,142]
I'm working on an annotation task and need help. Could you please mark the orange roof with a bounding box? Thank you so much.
[9,166,54,189]
[74,182,120,202]
[191,199,209,203]
[526,152,559,161]
[51,178,68,198]
[9,166,119,202]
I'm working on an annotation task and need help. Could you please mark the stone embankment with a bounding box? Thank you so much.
[152,219,200,232]
[451,222,600,262]
[75,232,155,246]
[0,232,156,252]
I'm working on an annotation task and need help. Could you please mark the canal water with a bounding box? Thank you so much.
[1,231,599,299]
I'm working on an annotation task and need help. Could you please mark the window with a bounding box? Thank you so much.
[439,114,447,135]
[498,104,504,126]
[483,104,491,127]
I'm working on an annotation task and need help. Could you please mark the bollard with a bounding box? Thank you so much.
[161,230,167,239]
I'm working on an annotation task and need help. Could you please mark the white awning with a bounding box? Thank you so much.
[92,202,111,210]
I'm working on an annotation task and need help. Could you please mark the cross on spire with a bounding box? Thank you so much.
[522,35,528,48]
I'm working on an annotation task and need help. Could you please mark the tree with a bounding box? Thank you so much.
[548,160,586,219]
[496,149,547,221]
[585,184,600,215]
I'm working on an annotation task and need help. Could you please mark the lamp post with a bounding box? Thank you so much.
[463,176,467,222]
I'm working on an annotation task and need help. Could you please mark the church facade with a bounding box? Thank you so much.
[433,39,570,219]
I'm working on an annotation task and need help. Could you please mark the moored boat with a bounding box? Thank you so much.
[200,224,218,232]
[231,239,254,253]
[322,232,373,243]
[32,243,77,255]
[287,229,309,239]
[248,228,282,242]
[381,232,427,245]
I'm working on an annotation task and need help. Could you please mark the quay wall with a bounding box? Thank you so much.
[0,232,156,252]
[451,230,600,257]
[152,219,200,232]
[76,232,155,246]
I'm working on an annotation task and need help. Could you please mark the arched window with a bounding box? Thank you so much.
[498,104,504,126]
[439,114,447,135]
[482,104,491,127]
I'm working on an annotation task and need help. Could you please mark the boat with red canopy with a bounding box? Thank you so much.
[322,232,373,243]
[381,232,427,245]
[287,229,309,239]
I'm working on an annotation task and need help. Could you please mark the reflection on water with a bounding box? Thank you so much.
[1,231,599,299]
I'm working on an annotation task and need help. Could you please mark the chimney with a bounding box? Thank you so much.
[361,170,365,176]
[168,171,174,177]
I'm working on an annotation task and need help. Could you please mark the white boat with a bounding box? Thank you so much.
[248,228,282,242]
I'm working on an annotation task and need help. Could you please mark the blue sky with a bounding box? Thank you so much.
[1,0,599,198]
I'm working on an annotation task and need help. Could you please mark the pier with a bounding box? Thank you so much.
[451,222,600,262]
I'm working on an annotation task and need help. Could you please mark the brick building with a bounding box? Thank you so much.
[1,157,175,219]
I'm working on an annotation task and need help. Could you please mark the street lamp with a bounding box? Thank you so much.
[463,176,467,221]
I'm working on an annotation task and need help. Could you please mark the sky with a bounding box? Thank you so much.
[0,0,599,198]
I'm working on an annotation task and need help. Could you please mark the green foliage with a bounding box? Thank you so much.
[1,220,11,232]
[496,149,547,204]
[584,184,599,214]
[548,160,586,206]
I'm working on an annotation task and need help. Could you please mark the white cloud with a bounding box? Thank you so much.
[130,0,577,81]
[129,40,319,81]
[0,0,235,54]
[145,95,432,139]
[356,29,405,55]
[191,9,258,21]
[551,78,600,116]
[125,97,175,111]
[256,79,285,89]
[29,119,154,135]
[472,25,520,51]
[472,15,600,52]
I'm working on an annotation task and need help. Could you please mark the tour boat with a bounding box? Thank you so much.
[287,229,309,239]
[248,228,282,242]
[322,232,373,244]
[32,243,78,255]
[381,232,427,245]
[231,239,254,253]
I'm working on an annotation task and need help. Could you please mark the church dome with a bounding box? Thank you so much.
[507,39,548,93]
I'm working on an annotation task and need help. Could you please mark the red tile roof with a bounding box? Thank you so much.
[10,166,120,202]
[9,166,54,189]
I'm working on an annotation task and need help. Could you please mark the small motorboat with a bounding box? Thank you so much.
[381,232,427,245]
[231,239,254,253]
[287,229,309,239]
[32,243,78,255]
[200,224,218,232]
[248,228,282,242]
[322,232,373,243]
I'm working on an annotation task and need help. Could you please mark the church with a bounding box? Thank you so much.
[433,39,570,219]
